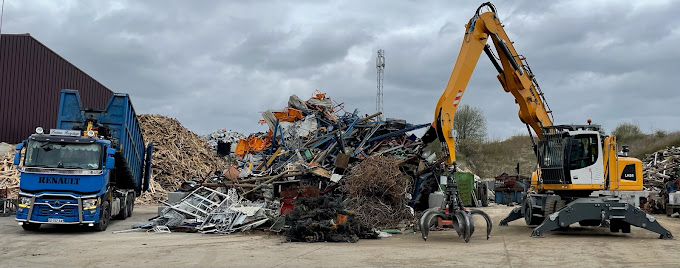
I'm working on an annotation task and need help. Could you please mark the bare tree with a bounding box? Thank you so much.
[454,104,487,148]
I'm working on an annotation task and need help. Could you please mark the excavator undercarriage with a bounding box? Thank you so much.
[501,194,674,239]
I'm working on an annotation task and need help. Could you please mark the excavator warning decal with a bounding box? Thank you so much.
[453,90,463,108]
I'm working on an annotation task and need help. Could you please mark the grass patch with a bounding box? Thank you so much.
[619,131,680,159]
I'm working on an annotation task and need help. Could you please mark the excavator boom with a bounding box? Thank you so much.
[434,2,553,164]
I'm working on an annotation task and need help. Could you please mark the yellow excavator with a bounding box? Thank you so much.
[420,2,673,239]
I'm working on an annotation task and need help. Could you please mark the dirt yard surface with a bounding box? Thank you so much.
[0,205,677,268]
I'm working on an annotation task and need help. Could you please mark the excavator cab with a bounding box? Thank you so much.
[536,125,605,191]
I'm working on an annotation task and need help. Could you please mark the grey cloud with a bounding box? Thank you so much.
[3,0,679,139]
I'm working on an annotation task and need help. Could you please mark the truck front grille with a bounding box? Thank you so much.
[37,206,77,217]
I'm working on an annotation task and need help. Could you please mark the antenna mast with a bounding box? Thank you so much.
[376,49,385,120]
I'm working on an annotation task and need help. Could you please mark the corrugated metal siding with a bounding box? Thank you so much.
[0,34,113,143]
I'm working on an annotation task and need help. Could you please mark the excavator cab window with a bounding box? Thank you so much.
[568,134,599,170]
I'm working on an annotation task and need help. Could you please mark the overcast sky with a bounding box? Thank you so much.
[3,0,679,139]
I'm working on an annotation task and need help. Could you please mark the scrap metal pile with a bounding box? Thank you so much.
[207,91,428,176]
[204,129,246,156]
[139,187,278,234]
[642,147,680,190]
[130,90,441,239]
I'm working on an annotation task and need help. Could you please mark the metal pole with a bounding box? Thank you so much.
[0,0,6,54]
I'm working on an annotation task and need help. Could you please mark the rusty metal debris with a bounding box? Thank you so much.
[285,195,377,242]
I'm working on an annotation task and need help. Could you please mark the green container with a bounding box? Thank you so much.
[454,172,475,207]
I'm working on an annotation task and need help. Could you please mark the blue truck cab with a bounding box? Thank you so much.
[14,89,153,231]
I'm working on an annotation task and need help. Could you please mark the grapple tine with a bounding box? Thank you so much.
[456,210,472,243]
[452,211,464,237]
[470,209,493,240]
[419,209,447,241]
[468,211,476,237]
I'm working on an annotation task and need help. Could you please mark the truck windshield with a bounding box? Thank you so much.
[24,141,102,170]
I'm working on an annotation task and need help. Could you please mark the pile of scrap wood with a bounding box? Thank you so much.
[642,147,680,189]
[137,114,229,204]
[0,152,20,199]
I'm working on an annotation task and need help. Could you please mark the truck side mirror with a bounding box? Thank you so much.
[13,152,21,165]
[106,148,116,156]
[105,156,115,170]
[13,142,24,165]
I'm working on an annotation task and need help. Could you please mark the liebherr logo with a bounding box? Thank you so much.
[38,177,80,185]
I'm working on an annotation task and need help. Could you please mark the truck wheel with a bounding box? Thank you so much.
[94,201,110,232]
[481,184,489,207]
[126,193,135,217]
[21,223,41,231]
[524,198,543,226]
[544,199,557,217]
[115,197,128,220]
[620,222,631,233]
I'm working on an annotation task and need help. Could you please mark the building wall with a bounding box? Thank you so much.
[0,34,113,143]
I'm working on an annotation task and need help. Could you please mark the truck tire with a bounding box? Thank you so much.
[524,198,543,226]
[21,223,41,231]
[126,193,135,217]
[94,201,110,232]
[115,197,128,220]
[544,199,557,217]
[621,222,631,233]
[481,184,489,207]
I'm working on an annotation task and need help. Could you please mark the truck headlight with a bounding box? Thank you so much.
[82,198,99,210]
[19,196,32,208]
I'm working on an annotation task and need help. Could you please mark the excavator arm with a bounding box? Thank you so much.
[434,2,554,165]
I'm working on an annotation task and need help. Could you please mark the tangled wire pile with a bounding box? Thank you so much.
[137,114,228,204]
[343,156,413,229]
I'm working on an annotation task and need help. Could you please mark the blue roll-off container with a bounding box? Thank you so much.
[56,89,150,193]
